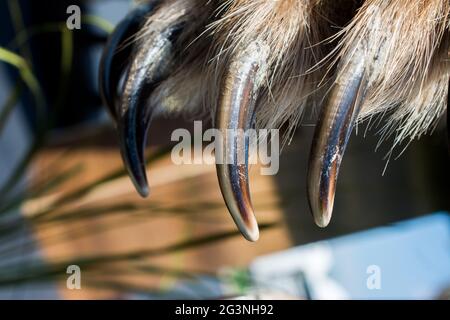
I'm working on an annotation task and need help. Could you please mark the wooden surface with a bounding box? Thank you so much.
[26,127,292,299]
[25,121,450,299]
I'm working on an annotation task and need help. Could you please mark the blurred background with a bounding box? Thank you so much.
[0,0,449,299]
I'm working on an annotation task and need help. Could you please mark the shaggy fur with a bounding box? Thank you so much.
[206,0,337,141]
[134,0,449,149]
[329,0,450,152]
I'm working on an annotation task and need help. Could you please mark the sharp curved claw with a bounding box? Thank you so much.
[99,2,158,120]
[118,24,183,197]
[307,56,367,227]
[216,41,269,242]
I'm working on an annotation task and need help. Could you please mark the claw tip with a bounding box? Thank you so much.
[309,180,334,228]
[137,184,150,198]
[313,208,332,228]
[242,221,259,242]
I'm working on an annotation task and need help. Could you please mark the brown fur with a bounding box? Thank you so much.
[135,0,449,150]
[329,0,449,151]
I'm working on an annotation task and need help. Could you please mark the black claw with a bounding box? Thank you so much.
[307,56,367,227]
[216,41,269,241]
[118,23,185,197]
[99,2,158,120]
